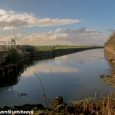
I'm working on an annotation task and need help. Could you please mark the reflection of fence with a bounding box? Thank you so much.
[0,41,7,51]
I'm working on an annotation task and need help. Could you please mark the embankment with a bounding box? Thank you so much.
[54,47,103,56]
[104,47,115,62]
[104,32,115,63]
[0,47,103,77]
[103,32,115,87]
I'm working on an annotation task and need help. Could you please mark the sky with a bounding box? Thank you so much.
[0,0,115,46]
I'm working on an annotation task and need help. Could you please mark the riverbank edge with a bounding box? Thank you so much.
[1,94,114,115]
[104,46,115,63]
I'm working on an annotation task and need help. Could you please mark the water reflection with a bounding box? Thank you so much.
[0,48,113,107]
[0,66,21,88]
[22,65,78,77]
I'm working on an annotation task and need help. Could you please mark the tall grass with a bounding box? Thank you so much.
[74,91,115,115]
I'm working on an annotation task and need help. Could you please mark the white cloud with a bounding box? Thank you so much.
[0,9,80,30]
[0,27,109,46]
[54,28,61,33]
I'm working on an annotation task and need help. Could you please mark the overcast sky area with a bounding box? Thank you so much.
[0,0,115,46]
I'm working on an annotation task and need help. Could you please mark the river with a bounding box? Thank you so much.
[0,48,113,107]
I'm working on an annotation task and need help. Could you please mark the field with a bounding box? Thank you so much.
[35,46,103,51]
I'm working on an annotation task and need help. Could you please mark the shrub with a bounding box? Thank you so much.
[7,47,21,63]
[22,45,37,52]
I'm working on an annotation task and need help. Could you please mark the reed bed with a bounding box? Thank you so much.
[74,92,115,115]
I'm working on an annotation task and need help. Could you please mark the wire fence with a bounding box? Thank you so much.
[0,40,16,51]
[0,41,7,51]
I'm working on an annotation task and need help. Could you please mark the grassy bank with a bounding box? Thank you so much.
[54,46,103,49]
[35,46,103,51]
[104,32,115,63]
[104,32,115,54]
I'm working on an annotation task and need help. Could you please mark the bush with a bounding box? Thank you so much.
[21,45,37,52]
[7,47,21,63]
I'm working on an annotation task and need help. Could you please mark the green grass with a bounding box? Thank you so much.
[0,46,9,51]
[55,46,103,49]
[35,46,103,51]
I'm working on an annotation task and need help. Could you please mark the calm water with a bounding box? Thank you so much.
[0,48,113,107]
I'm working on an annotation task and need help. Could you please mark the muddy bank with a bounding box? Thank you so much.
[100,41,115,79]
[104,47,115,63]
[104,32,115,63]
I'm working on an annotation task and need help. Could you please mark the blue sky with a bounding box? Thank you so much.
[0,0,114,46]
